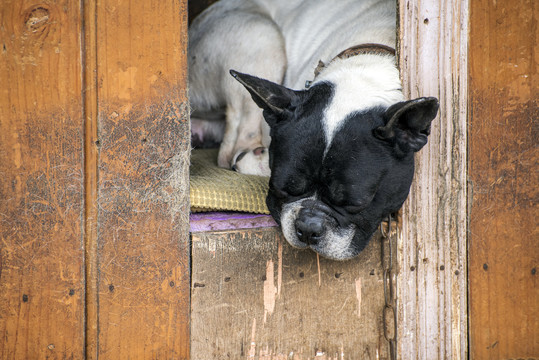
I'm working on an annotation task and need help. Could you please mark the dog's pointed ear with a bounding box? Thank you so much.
[373,97,439,153]
[230,70,298,116]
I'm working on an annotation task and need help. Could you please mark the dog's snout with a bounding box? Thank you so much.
[295,208,326,245]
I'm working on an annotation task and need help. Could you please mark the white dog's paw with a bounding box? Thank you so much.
[231,147,271,177]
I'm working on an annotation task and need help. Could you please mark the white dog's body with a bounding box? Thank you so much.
[189,0,401,176]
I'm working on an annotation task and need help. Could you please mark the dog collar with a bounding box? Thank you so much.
[334,43,396,60]
[306,43,396,87]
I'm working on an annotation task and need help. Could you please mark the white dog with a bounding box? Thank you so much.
[189,0,399,176]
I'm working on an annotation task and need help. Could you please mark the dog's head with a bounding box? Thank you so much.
[231,70,438,260]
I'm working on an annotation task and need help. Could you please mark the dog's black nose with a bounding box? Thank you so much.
[295,210,325,245]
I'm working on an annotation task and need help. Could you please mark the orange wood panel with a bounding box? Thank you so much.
[0,1,85,358]
[468,0,538,358]
[94,0,191,358]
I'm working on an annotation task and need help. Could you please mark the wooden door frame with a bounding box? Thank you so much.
[397,0,469,358]
[184,0,471,358]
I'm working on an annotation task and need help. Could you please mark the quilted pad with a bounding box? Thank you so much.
[190,149,270,214]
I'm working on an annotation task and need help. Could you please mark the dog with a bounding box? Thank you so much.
[188,0,439,260]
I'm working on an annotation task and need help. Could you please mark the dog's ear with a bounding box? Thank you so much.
[230,70,298,118]
[373,97,439,153]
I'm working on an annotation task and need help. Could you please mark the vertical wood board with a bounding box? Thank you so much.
[0,1,85,358]
[94,0,191,358]
[191,227,389,360]
[468,0,538,358]
[397,0,468,359]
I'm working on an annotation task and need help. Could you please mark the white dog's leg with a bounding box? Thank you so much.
[190,111,226,148]
[218,92,267,168]
[217,17,286,169]
[189,1,286,170]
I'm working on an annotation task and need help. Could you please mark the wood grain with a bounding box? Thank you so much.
[0,1,85,358]
[94,0,191,358]
[468,0,538,358]
[83,0,99,358]
[191,227,388,360]
[397,0,468,359]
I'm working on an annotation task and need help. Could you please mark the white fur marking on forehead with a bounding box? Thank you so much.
[314,55,405,152]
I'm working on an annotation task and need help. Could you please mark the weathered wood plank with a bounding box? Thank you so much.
[0,1,85,358]
[468,0,538,358]
[397,0,468,359]
[191,227,388,360]
[95,0,191,358]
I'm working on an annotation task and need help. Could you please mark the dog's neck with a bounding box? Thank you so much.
[314,44,396,77]
[312,51,404,148]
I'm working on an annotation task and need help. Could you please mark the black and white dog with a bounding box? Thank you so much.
[189,0,439,260]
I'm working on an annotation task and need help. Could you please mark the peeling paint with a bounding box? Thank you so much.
[13,136,22,168]
[263,260,277,323]
[248,317,256,358]
[117,66,138,100]
[317,253,321,287]
[355,278,362,318]
[277,239,283,296]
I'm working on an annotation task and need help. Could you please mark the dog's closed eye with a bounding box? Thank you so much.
[231,151,248,171]
[343,205,364,214]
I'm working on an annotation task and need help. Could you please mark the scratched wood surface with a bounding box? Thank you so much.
[0,1,85,358]
[93,0,191,358]
[1,0,191,358]
[468,0,538,358]
[397,0,468,359]
[191,227,388,360]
